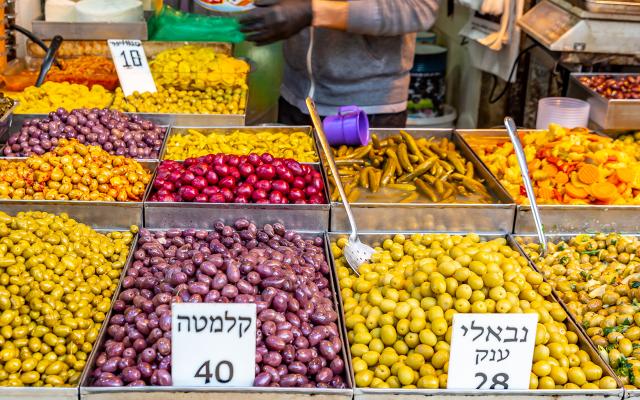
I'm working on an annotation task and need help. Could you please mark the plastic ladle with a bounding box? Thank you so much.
[504,116,547,255]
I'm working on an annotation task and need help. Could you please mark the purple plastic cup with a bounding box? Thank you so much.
[323,105,370,146]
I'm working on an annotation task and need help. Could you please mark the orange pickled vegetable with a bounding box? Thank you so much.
[555,171,569,185]
[616,167,635,183]
[566,183,588,199]
[577,164,600,184]
[590,182,618,201]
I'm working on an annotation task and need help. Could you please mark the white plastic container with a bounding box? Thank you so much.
[536,97,590,129]
[194,0,254,12]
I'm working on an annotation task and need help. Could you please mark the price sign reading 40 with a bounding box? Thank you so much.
[107,39,157,97]
[447,313,538,390]
[172,303,257,387]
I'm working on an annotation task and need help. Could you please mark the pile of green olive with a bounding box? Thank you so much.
[523,233,640,389]
[0,211,134,387]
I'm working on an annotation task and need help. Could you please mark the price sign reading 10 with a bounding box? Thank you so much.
[172,303,257,387]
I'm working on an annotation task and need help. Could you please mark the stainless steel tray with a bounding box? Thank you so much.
[1,113,172,162]
[581,0,640,15]
[0,159,156,229]
[143,162,330,231]
[327,129,515,233]
[0,228,138,400]
[32,19,148,41]
[568,73,640,131]
[458,129,640,234]
[80,228,353,400]
[159,126,318,162]
[326,232,624,400]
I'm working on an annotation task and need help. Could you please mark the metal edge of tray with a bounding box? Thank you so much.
[511,233,629,394]
[158,126,317,162]
[515,204,640,234]
[1,113,173,163]
[80,228,353,400]
[32,20,148,41]
[328,129,516,233]
[0,160,157,229]
[325,231,624,400]
[456,129,640,234]
[0,229,139,400]
[568,73,640,131]
[143,161,330,231]
[128,113,246,129]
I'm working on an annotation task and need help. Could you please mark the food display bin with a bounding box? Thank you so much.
[326,129,515,234]
[327,232,625,400]
[458,129,640,234]
[568,73,640,131]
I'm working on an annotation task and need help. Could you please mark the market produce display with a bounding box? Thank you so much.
[11,82,114,114]
[2,56,119,92]
[112,46,249,115]
[91,221,347,388]
[333,234,618,389]
[522,234,640,388]
[0,210,135,387]
[473,125,640,205]
[332,132,492,204]
[149,154,325,204]
[2,108,166,158]
[0,139,151,201]
[579,75,640,100]
[164,129,318,162]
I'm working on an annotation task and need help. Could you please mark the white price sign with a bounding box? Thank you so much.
[447,313,538,390]
[107,39,157,97]
[172,303,257,387]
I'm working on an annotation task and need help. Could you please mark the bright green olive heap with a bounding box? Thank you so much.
[523,233,640,389]
[333,233,618,390]
[0,211,135,387]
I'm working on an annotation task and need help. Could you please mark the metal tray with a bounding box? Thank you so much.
[457,129,640,234]
[326,129,515,234]
[0,159,157,229]
[581,0,640,15]
[159,126,319,162]
[513,233,640,395]
[32,19,148,41]
[143,163,330,231]
[80,227,353,400]
[568,73,640,131]
[1,113,173,162]
[326,232,624,400]
[0,228,139,400]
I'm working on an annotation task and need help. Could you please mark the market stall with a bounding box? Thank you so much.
[1,3,640,400]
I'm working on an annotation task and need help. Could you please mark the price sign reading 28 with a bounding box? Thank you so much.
[172,303,257,387]
[107,39,157,97]
[447,313,538,390]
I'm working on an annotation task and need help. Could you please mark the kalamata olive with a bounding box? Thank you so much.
[263,351,282,367]
[155,338,171,356]
[307,357,323,375]
[94,374,124,387]
[316,367,333,383]
[330,357,344,375]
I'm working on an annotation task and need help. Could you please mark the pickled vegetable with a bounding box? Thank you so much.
[0,94,14,117]
[2,56,118,92]
[111,46,248,115]
[334,233,615,389]
[164,129,317,162]
[10,82,114,114]
[331,133,492,204]
[0,139,151,201]
[522,233,640,388]
[473,125,640,205]
[0,210,135,387]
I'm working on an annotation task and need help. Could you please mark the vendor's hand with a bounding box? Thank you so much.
[239,0,312,46]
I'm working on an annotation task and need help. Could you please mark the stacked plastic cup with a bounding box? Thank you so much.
[536,97,590,129]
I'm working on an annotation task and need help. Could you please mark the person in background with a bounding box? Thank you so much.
[239,0,439,128]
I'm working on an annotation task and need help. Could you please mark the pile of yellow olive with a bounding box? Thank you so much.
[0,139,151,201]
[0,211,135,386]
[333,234,618,390]
[523,233,640,389]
